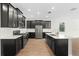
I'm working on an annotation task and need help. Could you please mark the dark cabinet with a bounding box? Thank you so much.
[43,33,46,38]
[18,15,23,28]
[45,34,68,56]
[13,8,18,28]
[22,16,25,28]
[28,32,35,38]
[16,37,23,54]
[45,34,54,51]
[16,8,25,28]
[54,39,68,56]
[0,3,18,28]
[1,36,23,56]
[1,3,9,27]
[1,39,16,56]
[27,21,31,28]
[19,16,25,28]
[8,4,18,28]
[42,21,51,28]
[0,3,25,28]
[8,4,14,27]
[51,38,54,51]
[23,33,28,48]
[27,20,51,28]
[28,32,45,38]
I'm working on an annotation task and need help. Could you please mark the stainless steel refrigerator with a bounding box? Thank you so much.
[35,25,43,39]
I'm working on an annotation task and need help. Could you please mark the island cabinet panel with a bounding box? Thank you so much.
[45,34,68,56]
[1,39,16,56]
[1,36,23,56]
[22,33,29,48]
[54,39,68,56]
[45,34,55,51]
[15,37,23,54]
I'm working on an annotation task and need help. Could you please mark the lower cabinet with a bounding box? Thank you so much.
[43,33,46,38]
[28,32,46,38]
[54,39,68,56]
[23,33,28,48]
[1,36,23,56]
[16,37,23,54]
[28,32,35,38]
[45,34,68,56]
[1,39,16,56]
[45,34,55,53]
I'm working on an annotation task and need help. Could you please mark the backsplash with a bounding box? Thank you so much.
[0,28,27,36]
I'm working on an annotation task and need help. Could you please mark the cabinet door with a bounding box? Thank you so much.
[43,33,45,38]
[8,4,14,27]
[22,16,25,28]
[27,21,31,28]
[13,9,18,28]
[1,3,9,27]
[48,36,51,48]
[16,39,20,54]
[54,39,68,56]
[23,34,28,48]
[1,39,16,56]
[46,35,52,48]
[45,35,55,53]
[51,38,55,52]
[29,32,35,38]
[18,15,23,28]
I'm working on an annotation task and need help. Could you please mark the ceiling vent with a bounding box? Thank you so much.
[70,8,77,11]
[48,11,52,14]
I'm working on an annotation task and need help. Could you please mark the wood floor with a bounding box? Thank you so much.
[17,38,54,56]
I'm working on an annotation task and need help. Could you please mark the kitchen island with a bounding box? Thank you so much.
[0,35,23,56]
[45,33,68,56]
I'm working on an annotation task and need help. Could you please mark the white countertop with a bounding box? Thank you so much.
[46,33,68,39]
[0,35,22,39]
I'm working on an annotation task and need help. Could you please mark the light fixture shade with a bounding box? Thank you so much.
[51,7,55,10]
[27,9,31,11]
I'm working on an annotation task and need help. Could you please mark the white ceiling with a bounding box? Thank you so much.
[12,3,79,20]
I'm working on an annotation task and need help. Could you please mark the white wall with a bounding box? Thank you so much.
[0,40,1,56]
[0,4,1,27]
[51,9,79,37]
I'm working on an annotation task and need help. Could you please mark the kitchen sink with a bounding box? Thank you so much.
[50,34,56,36]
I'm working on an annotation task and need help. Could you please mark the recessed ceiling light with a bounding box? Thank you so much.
[30,15,33,17]
[51,7,55,10]
[27,9,31,12]
[37,11,40,15]
[45,16,49,18]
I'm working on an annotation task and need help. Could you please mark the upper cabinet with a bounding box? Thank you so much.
[16,8,25,28]
[27,20,51,29]
[1,3,9,27]
[13,7,18,28]
[22,16,25,28]
[8,4,15,27]
[9,4,18,28]
[0,3,26,28]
